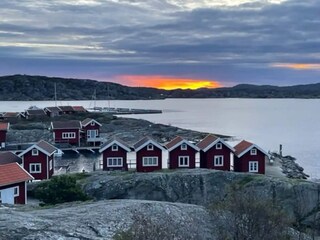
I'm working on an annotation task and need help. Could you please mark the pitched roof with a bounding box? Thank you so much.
[51,120,81,129]
[0,122,9,131]
[99,137,132,153]
[81,118,102,127]
[133,136,165,151]
[0,152,22,165]
[3,112,20,118]
[19,140,58,157]
[44,107,62,113]
[72,106,87,112]
[0,163,33,187]
[165,136,199,152]
[26,109,46,115]
[197,134,219,150]
[58,106,75,112]
[234,140,269,158]
[197,134,235,152]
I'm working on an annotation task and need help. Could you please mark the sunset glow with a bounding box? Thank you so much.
[116,75,222,90]
[272,63,320,70]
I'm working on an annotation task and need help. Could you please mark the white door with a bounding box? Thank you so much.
[87,130,97,139]
[1,187,15,204]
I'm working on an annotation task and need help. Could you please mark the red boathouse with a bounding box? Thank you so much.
[165,136,199,169]
[134,137,165,172]
[51,120,81,146]
[233,140,269,174]
[81,118,102,146]
[0,122,9,149]
[0,162,34,204]
[99,138,131,171]
[18,140,59,180]
[197,134,235,171]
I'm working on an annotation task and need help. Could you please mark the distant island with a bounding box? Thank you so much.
[1,74,320,100]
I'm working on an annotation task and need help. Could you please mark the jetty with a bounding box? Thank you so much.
[86,107,162,115]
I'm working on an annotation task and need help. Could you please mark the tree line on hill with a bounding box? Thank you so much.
[1,74,320,100]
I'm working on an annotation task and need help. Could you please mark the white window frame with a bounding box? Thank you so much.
[0,191,1,201]
[62,132,76,139]
[181,143,187,150]
[49,160,53,170]
[32,149,39,156]
[87,129,98,139]
[111,144,118,151]
[13,186,19,197]
[142,157,158,166]
[250,148,257,155]
[147,144,154,151]
[214,155,224,166]
[30,163,41,173]
[90,121,95,126]
[249,161,259,173]
[178,156,189,167]
[216,143,222,150]
[107,157,123,167]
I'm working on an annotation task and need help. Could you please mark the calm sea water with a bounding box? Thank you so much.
[1,99,319,179]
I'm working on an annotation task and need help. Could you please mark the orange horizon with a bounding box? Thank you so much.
[115,75,222,90]
[272,63,320,70]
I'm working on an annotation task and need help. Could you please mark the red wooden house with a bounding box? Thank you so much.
[18,140,58,180]
[134,137,165,172]
[99,138,131,171]
[165,136,199,169]
[72,106,87,113]
[233,140,269,174]
[51,120,81,146]
[81,118,102,146]
[24,109,47,119]
[0,122,9,149]
[0,162,33,204]
[58,106,75,115]
[197,134,235,171]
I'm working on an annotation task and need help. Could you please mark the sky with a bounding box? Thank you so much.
[0,0,319,89]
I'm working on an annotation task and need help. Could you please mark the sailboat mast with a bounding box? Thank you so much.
[54,83,57,107]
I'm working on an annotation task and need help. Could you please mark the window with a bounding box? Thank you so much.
[62,132,76,139]
[112,144,118,151]
[49,160,53,170]
[0,191,2,201]
[14,187,19,197]
[249,161,259,172]
[142,157,158,166]
[87,130,98,139]
[30,163,41,173]
[181,143,187,150]
[214,155,224,166]
[107,157,123,167]
[250,148,257,155]
[90,121,95,126]
[32,149,39,156]
[216,143,222,149]
[147,144,154,151]
[178,156,189,167]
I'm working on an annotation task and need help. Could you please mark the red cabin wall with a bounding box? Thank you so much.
[169,145,197,169]
[199,144,231,171]
[22,150,48,180]
[0,130,6,144]
[53,129,80,145]
[136,145,162,172]
[234,149,266,174]
[102,146,128,171]
[0,182,26,204]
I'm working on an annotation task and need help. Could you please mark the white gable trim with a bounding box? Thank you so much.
[99,139,131,153]
[82,119,102,127]
[167,139,200,152]
[135,139,165,152]
[202,138,235,152]
[237,144,270,158]
[18,144,55,157]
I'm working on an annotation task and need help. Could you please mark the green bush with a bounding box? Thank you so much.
[34,174,90,205]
